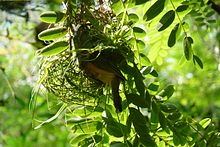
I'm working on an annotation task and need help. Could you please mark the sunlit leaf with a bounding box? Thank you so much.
[38,27,67,41]
[38,40,69,56]
[133,27,146,38]
[70,134,90,146]
[67,117,92,124]
[136,39,146,49]
[144,0,165,21]
[40,11,65,23]
[141,66,154,75]
[111,0,123,15]
[34,104,67,129]
[139,53,151,65]
[158,141,166,147]
[158,10,175,31]
[79,135,102,146]
[128,13,139,23]
[199,118,211,129]
[72,121,102,134]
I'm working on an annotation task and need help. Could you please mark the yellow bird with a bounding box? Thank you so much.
[79,51,125,112]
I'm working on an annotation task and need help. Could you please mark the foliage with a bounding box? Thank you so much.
[1,0,220,147]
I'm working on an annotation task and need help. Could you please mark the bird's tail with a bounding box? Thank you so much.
[111,77,122,112]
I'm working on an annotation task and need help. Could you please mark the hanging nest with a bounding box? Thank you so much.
[38,3,133,107]
[40,50,104,105]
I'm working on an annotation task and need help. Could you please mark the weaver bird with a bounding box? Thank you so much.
[79,50,125,112]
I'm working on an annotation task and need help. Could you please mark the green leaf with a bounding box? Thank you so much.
[173,132,187,146]
[135,0,149,5]
[126,93,149,108]
[110,142,127,147]
[128,13,139,23]
[40,11,65,23]
[136,39,146,49]
[173,133,180,146]
[72,121,102,134]
[199,118,211,129]
[34,104,67,129]
[159,85,175,99]
[139,53,151,65]
[141,66,154,75]
[158,10,175,31]
[67,117,92,124]
[38,40,69,56]
[148,82,159,92]
[158,141,166,147]
[193,55,203,69]
[133,135,140,146]
[38,27,67,41]
[174,121,190,134]
[183,36,193,60]
[159,112,169,132]
[160,103,177,113]
[126,115,132,135]
[167,111,182,121]
[133,65,145,96]
[103,110,129,137]
[206,11,215,17]
[105,121,126,137]
[176,5,189,12]
[151,101,159,123]
[133,27,146,38]
[106,123,124,137]
[111,0,123,15]
[140,136,157,147]
[144,0,166,21]
[150,69,159,77]
[70,134,90,146]
[129,107,147,126]
[168,23,180,47]
[129,107,153,144]
[79,135,102,146]
[145,90,152,108]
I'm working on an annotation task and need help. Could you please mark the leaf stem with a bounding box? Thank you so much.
[169,0,188,37]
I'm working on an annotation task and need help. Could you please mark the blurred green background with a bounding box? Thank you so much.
[0,0,71,146]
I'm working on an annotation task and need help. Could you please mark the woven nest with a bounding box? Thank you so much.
[39,5,132,106]
[41,50,105,105]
